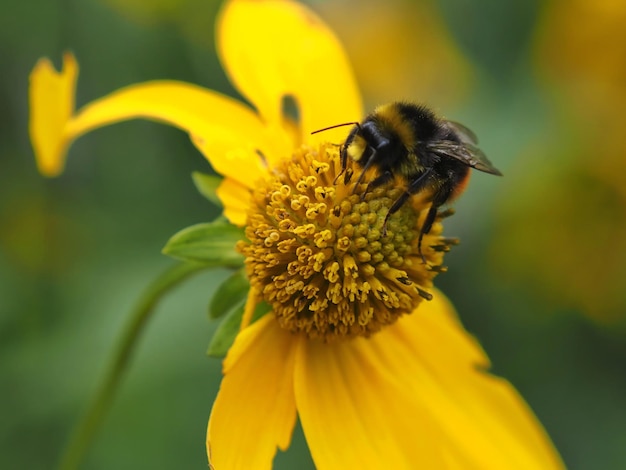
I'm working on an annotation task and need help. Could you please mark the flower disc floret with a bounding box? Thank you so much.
[238,144,454,340]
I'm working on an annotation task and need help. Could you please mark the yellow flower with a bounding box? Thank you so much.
[29,0,564,468]
[489,0,626,323]
[534,0,626,123]
[316,0,473,108]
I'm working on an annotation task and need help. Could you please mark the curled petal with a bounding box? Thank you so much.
[28,53,291,187]
[29,52,78,176]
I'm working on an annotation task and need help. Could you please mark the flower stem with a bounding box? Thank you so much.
[57,262,207,470]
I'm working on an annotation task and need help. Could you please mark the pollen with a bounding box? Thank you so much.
[237,144,452,341]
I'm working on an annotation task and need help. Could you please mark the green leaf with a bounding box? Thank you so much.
[209,269,249,319]
[207,300,273,358]
[162,220,245,267]
[207,304,245,357]
[251,300,272,323]
[191,172,222,207]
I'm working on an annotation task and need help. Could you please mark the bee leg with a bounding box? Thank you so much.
[418,205,439,263]
[382,168,433,236]
[417,185,453,262]
[335,126,360,185]
[333,143,349,184]
[360,170,393,201]
[382,191,411,236]
[351,147,377,193]
[333,170,344,185]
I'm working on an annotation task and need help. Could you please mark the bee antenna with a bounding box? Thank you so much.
[311,122,360,135]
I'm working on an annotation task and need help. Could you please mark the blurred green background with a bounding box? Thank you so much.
[2,0,626,468]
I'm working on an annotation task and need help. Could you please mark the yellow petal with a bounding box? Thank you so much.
[68,81,278,187]
[294,330,450,468]
[295,291,564,469]
[217,0,363,145]
[240,285,262,329]
[29,53,291,187]
[387,292,565,469]
[216,177,251,226]
[207,314,297,470]
[29,52,78,176]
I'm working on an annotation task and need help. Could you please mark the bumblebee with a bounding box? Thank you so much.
[315,101,502,260]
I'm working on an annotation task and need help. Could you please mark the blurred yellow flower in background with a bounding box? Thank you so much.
[535,0,626,123]
[29,0,564,468]
[316,0,473,109]
[493,0,626,324]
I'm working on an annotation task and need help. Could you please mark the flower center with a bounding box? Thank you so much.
[238,144,455,340]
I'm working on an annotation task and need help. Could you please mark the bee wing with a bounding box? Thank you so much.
[444,120,479,145]
[427,141,503,176]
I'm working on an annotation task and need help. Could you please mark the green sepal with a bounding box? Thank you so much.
[209,269,249,320]
[207,303,245,358]
[250,300,272,324]
[191,172,222,207]
[162,219,245,267]
[207,300,272,358]
[251,300,272,323]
